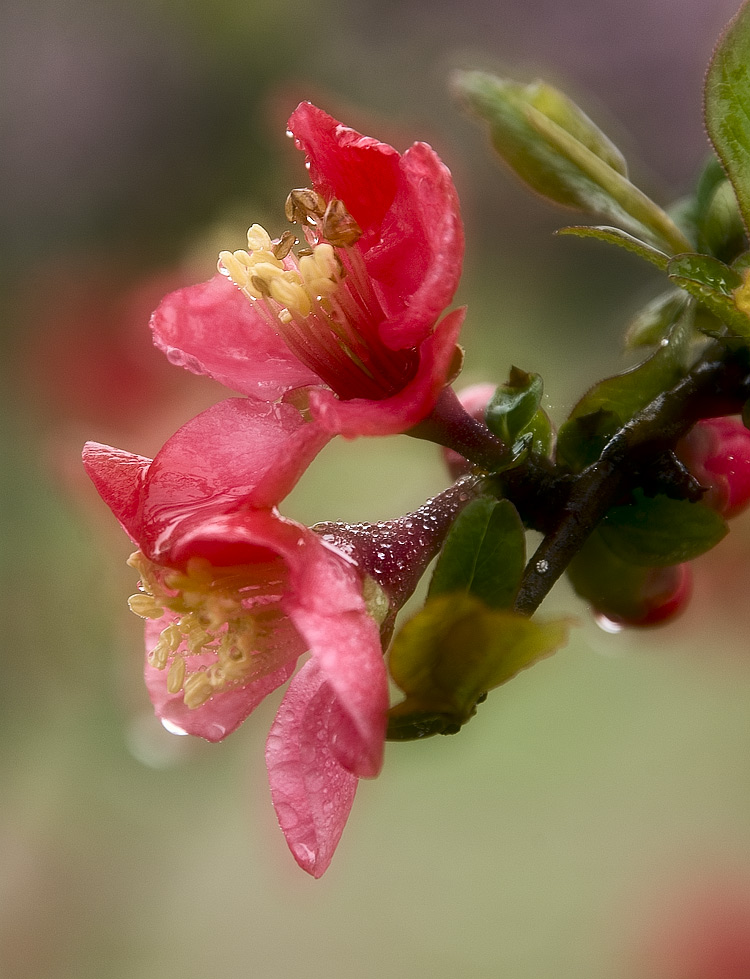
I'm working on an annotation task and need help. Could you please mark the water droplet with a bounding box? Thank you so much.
[127,713,191,768]
[535,559,549,574]
[594,612,625,634]
[161,717,189,736]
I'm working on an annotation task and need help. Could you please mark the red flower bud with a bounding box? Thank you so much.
[676,416,750,519]
[594,563,693,630]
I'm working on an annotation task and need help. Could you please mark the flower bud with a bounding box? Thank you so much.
[597,563,693,628]
[567,530,692,629]
[675,416,750,520]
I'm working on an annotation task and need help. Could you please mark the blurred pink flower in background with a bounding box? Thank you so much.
[640,879,750,979]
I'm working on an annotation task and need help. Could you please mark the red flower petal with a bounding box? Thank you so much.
[367,141,464,350]
[288,104,464,351]
[266,659,359,878]
[287,102,401,238]
[150,274,319,399]
[140,398,330,562]
[82,442,151,541]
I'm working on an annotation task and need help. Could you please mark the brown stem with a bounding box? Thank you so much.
[513,343,750,616]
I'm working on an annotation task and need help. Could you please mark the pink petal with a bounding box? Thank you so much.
[150,274,320,399]
[266,660,359,877]
[368,141,464,350]
[287,102,401,239]
[307,307,465,438]
[281,534,388,777]
[82,442,151,541]
[140,398,330,562]
[144,613,297,741]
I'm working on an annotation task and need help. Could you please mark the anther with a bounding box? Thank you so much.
[167,656,187,694]
[250,275,272,297]
[246,224,273,251]
[128,594,164,619]
[273,230,296,260]
[321,198,362,246]
[285,187,326,225]
[183,672,214,709]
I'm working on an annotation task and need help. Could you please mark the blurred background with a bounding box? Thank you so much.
[3,0,750,976]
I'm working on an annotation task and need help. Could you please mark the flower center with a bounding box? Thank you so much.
[127,551,301,709]
[217,189,418,401]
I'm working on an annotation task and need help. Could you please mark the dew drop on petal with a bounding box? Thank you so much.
[161,717,190,736]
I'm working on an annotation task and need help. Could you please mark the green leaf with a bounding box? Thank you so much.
[705,1,750,233]
[455,72,626,206]
[387,593,570,739]
[623,290,689,349]
[485,367,544,445]
[428,497,526,610]
[667,253,750,338]
[524,105,693,253]
[556,314,693,470]
[557,225,670,271]
[599,490,728,566]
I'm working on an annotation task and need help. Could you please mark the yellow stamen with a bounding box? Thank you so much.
[127,551,294,710]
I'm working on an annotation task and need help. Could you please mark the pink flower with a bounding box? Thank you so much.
[83,397,389,876]
[676,416,750,520]
[150,102,465,438]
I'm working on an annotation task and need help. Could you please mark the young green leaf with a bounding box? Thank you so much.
[705,1,750,232]
[428,497,526,610]
[455,72,627,210]
[485,367,544,445]
[387,593,570,739]
[557,225,670,271]
[599,489,728,566]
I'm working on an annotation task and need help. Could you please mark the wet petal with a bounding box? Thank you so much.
[266,660,359,877]
[370,141,464,349]
[150,274,320,399]
[287,102,401,239]
[82,442,151,542]
[281,533,388,777]
[140,398,330,561]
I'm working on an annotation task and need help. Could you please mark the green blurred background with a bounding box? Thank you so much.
[3,0,750,976]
